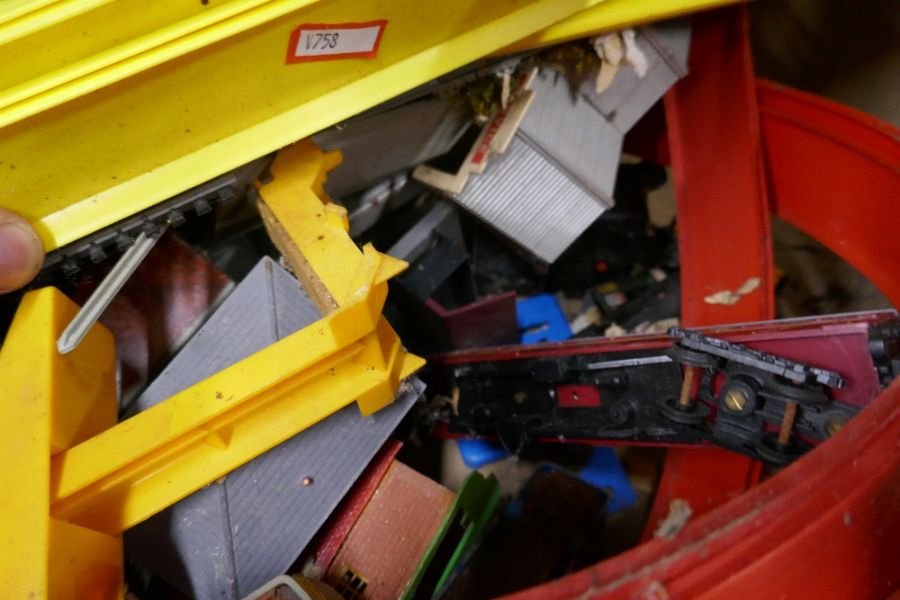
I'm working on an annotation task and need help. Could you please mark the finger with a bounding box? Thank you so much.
[0,208,45,293]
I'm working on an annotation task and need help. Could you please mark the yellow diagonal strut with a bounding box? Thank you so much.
[0,140,424,598]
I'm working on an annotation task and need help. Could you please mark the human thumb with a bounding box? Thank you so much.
[0,208,45,293]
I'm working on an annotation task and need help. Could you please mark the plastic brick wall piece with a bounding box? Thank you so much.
[324,462,455,600]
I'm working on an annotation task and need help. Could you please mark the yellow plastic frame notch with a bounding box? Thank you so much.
[0,139,424,598]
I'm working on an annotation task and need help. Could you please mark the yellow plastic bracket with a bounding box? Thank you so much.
[0,286,122,599]
[0,140,424,598]
[256,139,407,312]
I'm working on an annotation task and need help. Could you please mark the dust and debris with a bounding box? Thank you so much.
[570,305,601,335]
[300,560,325,580]
[215,391,224,400]
[496,64,515,109]
[631,318,680,335]
[448,386,460,414]
[604,322,628,337]
[639,581,671,600]
[278,255,292,273]
[623,32,648,77]
[704,277,761,306]
[570,571,602,600]
[591,29,648,94]
[604,318,679,337]
[593,33,624,93]
[397,378,418,397]
[735,277,761,295]
[653,498,693,539]
[844,510,854,526]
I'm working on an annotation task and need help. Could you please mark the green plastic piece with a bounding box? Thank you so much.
[401,471,502,599]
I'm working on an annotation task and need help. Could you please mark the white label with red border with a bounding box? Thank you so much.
[286,20,387,64]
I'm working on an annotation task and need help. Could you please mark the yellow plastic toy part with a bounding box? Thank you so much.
[502,0,742,52]
[0,140,424,598]
[0,0,322,125]
[255,140,409,312]
[0,1,114,44]
[1,0,609,252]
[0,0,744,254]
[0,286,122,599]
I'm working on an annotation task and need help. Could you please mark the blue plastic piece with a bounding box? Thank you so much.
[516,294,572,344]
[576,447,637,514]
[457,438,509,469]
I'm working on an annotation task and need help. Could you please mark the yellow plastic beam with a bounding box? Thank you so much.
[0,0,606,252]
[0,0,321,124]
[0,0,115,45]
[51,311,420,534]
[502,0,743,52]
[0,0,737,131]
[0,141,424,597]
[0,0,741,255]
